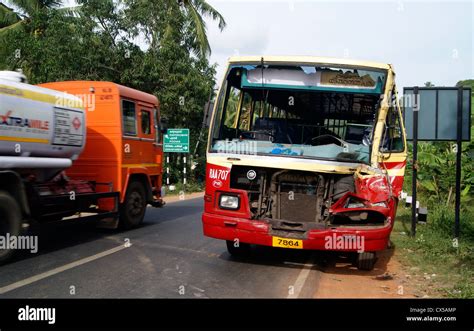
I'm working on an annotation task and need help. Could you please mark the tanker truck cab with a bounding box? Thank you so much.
[202,56,407,270]
[0,74,165,263]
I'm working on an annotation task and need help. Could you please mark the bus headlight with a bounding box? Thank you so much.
[371,201,388,208]
[219,194,240,210]
[345,197,366,209]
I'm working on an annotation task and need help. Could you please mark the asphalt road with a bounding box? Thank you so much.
[0,196,327,298]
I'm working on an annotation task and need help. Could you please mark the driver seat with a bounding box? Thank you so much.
[253,118,291,143]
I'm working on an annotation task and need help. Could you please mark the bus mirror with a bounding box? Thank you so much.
[203,101,214,128]
[160,117,168,134]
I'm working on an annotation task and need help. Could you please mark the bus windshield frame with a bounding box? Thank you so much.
[209,63,391,165]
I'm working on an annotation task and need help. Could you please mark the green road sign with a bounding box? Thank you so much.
[163,128,190,153]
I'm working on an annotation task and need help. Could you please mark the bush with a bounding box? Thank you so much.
[165,180,204,196]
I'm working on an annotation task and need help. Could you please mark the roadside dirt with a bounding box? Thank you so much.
[314,245,420,298]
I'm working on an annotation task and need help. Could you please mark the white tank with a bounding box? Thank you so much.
[0,70,28,83]
[0,75,86,174]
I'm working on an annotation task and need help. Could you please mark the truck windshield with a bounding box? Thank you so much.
[210,64,387,164]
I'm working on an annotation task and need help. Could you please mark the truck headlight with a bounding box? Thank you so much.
[219,194,240,210]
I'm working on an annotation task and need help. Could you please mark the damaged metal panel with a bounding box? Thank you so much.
[230,165,392,232]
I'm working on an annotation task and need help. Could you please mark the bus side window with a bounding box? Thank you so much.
[238,92,252,131]
[211,81,228,141]
[224,87,241,129]
[218,86,241,139]
[122,100,137,136]
[381,104,404,153]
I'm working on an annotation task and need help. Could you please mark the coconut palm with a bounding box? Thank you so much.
[0,2,20,30]
[0,0,77,35]
[177,0,226,57]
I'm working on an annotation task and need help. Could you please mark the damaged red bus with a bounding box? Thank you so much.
[202,56,406,270]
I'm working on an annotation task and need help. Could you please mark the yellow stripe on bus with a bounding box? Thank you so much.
[382,155,408,162]
[0,136,49,144]
[387,168,406,176]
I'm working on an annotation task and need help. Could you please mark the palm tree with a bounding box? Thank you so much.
[0,0,80,69]
[177,0,226,57]
[0,0,76,35]
[0,2,20,30]
[0,2,22,67]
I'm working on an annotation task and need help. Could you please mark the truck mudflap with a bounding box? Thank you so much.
[202,212,392,252]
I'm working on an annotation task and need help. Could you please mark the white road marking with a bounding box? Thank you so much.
[189,285,205,293]
[287,258,315,299]
[0,244,130,295]
[284,261,317,267]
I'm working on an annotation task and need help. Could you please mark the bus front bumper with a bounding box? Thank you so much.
[202,212,392,252]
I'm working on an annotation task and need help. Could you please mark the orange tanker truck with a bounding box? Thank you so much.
[0,71,166,263]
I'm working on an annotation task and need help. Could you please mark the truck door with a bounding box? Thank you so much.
[153,107,163,166]
[139,105,163,197]
[138,106,155,165]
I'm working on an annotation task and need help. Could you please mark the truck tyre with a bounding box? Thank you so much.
[0,191,22,264]
[226,240,250,257]
[356,252,376,271]
[120,181,147,229]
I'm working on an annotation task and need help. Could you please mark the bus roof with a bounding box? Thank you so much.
[227,56,392,71]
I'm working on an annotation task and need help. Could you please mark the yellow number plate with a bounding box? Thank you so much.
[272,236,303,249]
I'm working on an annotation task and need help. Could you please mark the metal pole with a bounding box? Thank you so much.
[411,86,419,237]
[183,155,187,186]
[166,155,170,185]
[454,87,463,238]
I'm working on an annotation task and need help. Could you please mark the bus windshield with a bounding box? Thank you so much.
[210,64,388,164]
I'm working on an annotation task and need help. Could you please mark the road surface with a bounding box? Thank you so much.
[0,195,412,298]
[0,196,326,298]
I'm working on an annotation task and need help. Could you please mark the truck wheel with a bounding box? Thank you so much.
[0,191,22,264]
[226,240,250,257]
[120,181,147,229]
[356,252,376,271]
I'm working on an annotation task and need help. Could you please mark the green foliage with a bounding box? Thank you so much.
[166,179,204,196]
[0,3,20,29]
[1,0,225,184]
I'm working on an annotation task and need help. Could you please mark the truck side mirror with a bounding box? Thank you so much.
[160,117,168,134]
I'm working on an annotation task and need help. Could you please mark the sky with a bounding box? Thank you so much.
[205,0,473,90]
